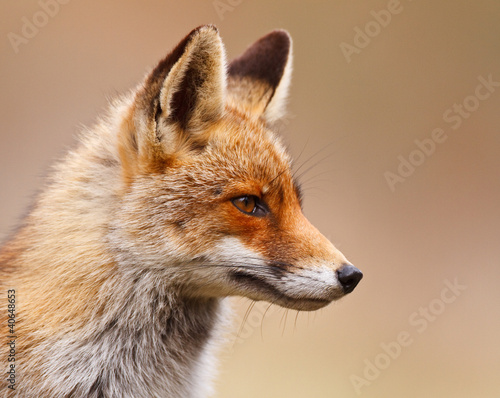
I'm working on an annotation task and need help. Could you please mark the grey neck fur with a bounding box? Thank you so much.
[27,270,228,398]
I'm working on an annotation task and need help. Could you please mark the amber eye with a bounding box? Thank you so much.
[231,195,268,217]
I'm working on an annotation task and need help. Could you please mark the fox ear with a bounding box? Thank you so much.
[227,30,292,123]
[121,25,226,172]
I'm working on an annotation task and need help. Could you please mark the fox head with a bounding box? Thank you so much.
[112,25,362,311]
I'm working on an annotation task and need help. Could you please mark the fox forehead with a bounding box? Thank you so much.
[166,108,297,198]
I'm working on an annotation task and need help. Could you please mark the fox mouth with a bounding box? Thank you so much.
[229,270,334,311]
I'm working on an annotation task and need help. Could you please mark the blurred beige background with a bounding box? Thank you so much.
[1,1,499,397]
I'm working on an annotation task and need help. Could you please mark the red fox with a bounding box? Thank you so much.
[0,25,362,397]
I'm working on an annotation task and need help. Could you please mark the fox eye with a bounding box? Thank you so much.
[231,195,268,217]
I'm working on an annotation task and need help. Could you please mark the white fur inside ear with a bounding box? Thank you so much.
[263,42,293,124]
[160,50,192,122]
[159,26,227,132]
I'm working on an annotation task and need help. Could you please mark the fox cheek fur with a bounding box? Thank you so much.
[0,25,362,397]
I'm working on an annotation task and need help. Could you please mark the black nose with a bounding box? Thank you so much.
[337,264,363,294]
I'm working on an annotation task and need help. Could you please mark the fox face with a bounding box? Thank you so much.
[110,25,362,312]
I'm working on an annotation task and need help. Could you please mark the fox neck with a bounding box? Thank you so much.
[82,285,225,397]
[33,272,227,398]
[5,238,228,397]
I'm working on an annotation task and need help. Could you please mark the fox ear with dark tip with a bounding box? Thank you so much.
[227,29,292,123]
[120,25,226,176]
